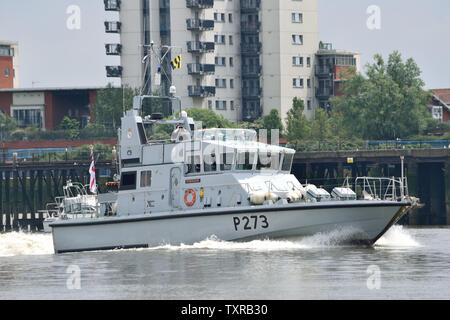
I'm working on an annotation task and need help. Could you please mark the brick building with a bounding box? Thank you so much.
[429,89,450,122]
[0,41,19,89]
[0,87,100,130]
[315,43,360,111]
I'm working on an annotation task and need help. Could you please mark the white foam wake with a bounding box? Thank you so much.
[147,227,366,252]
[374,225,421,248]
[0,232,54,257]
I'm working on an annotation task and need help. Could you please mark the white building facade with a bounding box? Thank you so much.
[104,0,321,122]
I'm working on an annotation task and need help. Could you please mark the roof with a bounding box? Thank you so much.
[0,86,105,93]
[316,49,360,56]
[430,94,450,112]
[432,89,450,104]
[0,40,18,46]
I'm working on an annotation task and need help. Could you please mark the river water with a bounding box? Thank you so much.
[0,226,449,300]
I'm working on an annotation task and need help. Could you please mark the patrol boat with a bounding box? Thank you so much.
[49,96,416,254]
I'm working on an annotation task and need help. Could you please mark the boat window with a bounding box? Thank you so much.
[140,170,152,187]
[120,171,137,190]
[281,153,294,172]
[186,155,201,174]
[236,151,255,170]
[220,152,234,171]
[204,152,217,172]
[257,151,271,170]
[257,151,281,171]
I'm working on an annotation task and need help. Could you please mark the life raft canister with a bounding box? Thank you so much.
[184,189,196,206]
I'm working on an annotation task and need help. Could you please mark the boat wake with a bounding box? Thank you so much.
[146,225,419,251]
[0,225,420,257]
[0,232,54,257]
[374,225,421,248]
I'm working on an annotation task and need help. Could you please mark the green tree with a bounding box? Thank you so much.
[0,112,17,140]
[183,108,236,128]
[311,108,331,141]
[57,116,80,140]
[285,97,311,143]
[91,84,138,130]
[332,52,431,140]
[261,109,284,142]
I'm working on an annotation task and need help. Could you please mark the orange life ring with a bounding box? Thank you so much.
[184,189,196,206]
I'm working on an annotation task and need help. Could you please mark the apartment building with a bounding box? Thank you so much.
[102,0,323,122]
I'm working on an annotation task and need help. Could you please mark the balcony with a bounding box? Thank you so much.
[242,87,262,97]
[241,42,261,55]
[187,63,215,75]
[243,101,262,122]
[187,41,215,53]
[186,19,214,31]
[104,21,121,33]
[105,44,122,56]
[159,0,170,11]
[316,87,334,99]
[188,86,216,97]
[106,66,123,77]
[104,0,120,11]
[315,65,333,77]
[186,0,214,9]
[241,0,261,12]
[105,44,122,55]
[240,21,261,33]
[242,65,262,77]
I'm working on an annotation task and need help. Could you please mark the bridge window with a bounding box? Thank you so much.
[140,170,152,187]
[281,153,294,172]
[186,155,201,174]
[257,151,281,171]
[120,171,136,190]
[204,153,217,172]
[236,151,255,170]
[220,152,234,171]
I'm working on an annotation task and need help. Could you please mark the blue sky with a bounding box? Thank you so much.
[0,0,449,89]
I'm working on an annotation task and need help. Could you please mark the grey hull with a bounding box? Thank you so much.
[51,200,410,253]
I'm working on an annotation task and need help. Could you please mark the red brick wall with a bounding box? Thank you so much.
[444,109,450,122]
[44,92,54,130]
[0,92,12,115]
[0,56,13,89]
[3,138,117,150]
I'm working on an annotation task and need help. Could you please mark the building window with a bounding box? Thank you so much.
[307,57,311,67]
[228,13,233,23]
[292,56,303,66]
[214,13,225,22]
[307,78,311,88]
[292,13,303,23]
[229,57,234,67]
[292,35,303,45]
[215,35,226,44]
[215,79,227,88]
[229,35,233,45]
[307,100,312,110]
[4,67,9,78]
[215,100,227,110]
[208,100,213,109]
[12,107,44,129]
[293,78,304,88]
[230,79,234,88]
[230,101,234,110]
[215,57,226,66]
[335,55,356,66]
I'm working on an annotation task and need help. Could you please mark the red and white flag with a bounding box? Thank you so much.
[89,150,97,194]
